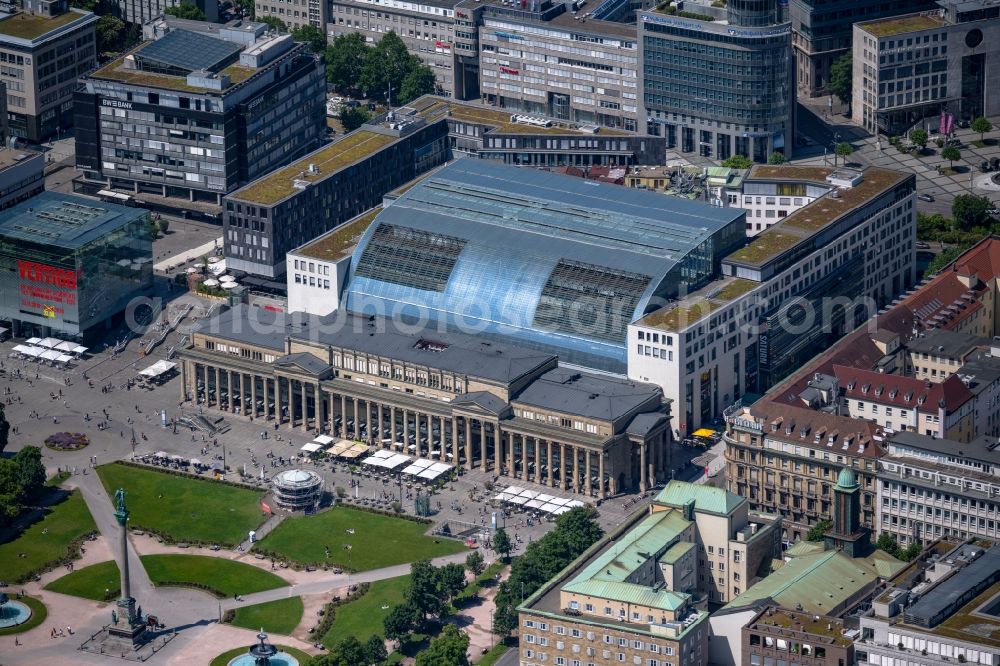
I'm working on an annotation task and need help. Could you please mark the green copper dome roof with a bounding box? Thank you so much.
[836,467,859,490]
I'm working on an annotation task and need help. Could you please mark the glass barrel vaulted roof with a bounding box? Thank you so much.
[344,160,744,372]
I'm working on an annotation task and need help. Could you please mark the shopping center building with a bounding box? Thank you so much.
[0,192,153,341]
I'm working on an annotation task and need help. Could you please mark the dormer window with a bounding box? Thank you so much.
[862,384,870,394]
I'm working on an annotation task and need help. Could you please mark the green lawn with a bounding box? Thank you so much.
[210,644,312,666]
[96,463,265,546]
[0,490,96,583]
[478,641,512,665]
[228,596,304,635]
[454,560,505,606]
[140,554,288,598]
[321,574,409,648]
[256,506,465,571]
[0,596,47,636]
[45,560,121,601]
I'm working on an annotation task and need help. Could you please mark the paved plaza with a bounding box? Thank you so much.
[0,279,705,663]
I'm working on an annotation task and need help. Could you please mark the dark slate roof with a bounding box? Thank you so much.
[136,29,242,73]
[906,329,989,357]
[905,546,1000,627]
[189,304,293,351]
[889,431,1000,465]
[513,368,662,422]
[195,305,555,385]
[626,412,667,438]
[275,352,330,375]
[453,391,511,416]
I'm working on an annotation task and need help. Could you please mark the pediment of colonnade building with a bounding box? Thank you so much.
[273,352,333,379]
[451,391,513,419]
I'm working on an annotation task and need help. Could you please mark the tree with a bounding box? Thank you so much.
[292,24,326,54]
[70,0,99,9]
[834,141,854,166]
[909,128,928,150]
[339,105,372,133]
[439,562,467,602]
[554,506,604,555]
[406,559,444,621]
[876,532,899,555]
[0,459,22,525]
[952,194,992,229]
[13,447,46,501]
[971,116,992,143]
[465,550,485,576]
[806,520,831,542]
[828,53,852,105]
[158,219,170,234]
[315,636,367,666]
[941,145,961,169]
[399,63,436,104]
[360,32,413,104]
[721,155,753,169]
[0,403,9,454]
[492,583,519,636]
[900,542,922,562]
[326,32,370,93]
[96,14,125,54]
[415,624,470,666]
[383,602,419,644]
[493,527,513,560]
[236,0,254,18]
[258,15,287,32]
[165,1,207,20]
[364,634,388,664]
[767,152,787,165]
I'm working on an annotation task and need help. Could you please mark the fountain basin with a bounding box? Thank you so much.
[0,600,32,628]
[226,654,299,666]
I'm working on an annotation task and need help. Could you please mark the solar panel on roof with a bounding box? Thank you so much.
[136,29,242,73]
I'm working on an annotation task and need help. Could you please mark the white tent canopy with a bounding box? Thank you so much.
[313,434,335,445]
[54,341,76,352]
[300,442,324,454]
[38,337,62,348]
[139,360,176,378]
[25,337,41,345]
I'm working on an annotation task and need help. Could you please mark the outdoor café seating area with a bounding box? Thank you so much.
[11,337,87,366]
[493,486,586,517]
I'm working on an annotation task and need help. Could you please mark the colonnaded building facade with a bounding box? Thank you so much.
[176,160,747,497]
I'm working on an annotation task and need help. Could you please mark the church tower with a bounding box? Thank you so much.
[824,467,870,557]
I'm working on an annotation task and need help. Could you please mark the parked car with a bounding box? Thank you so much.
[916,241,930,249]
[917,193,935,202]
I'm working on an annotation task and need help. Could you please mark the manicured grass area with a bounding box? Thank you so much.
[0,595,47,636]
[96,463,265,546]
[140,554,288,598]
[0,490,96,583]
[228,596,304,635]
[209,644,312,666]
[256,506,465,571]
[478,641,512,665]
[45,560,121,601]
[321,575,409,648]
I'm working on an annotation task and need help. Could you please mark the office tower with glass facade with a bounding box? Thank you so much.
[74,22,325,217]
[0,192,153,341]
[639,0,795,162]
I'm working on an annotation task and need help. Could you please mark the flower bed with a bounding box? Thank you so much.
[44,432,89,451]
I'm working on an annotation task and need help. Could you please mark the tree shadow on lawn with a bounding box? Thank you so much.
[0,486,72,544]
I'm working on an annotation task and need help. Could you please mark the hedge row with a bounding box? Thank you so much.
[113,460,265,493]
[310,581,370,646]
[155,580,227,598]
[13,530,98,584]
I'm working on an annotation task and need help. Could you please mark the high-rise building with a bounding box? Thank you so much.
[73,22,325,218]
[852,0,1000,136]
[639,0,795,162]
[790,0,936,98]
[0,0,97,142]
